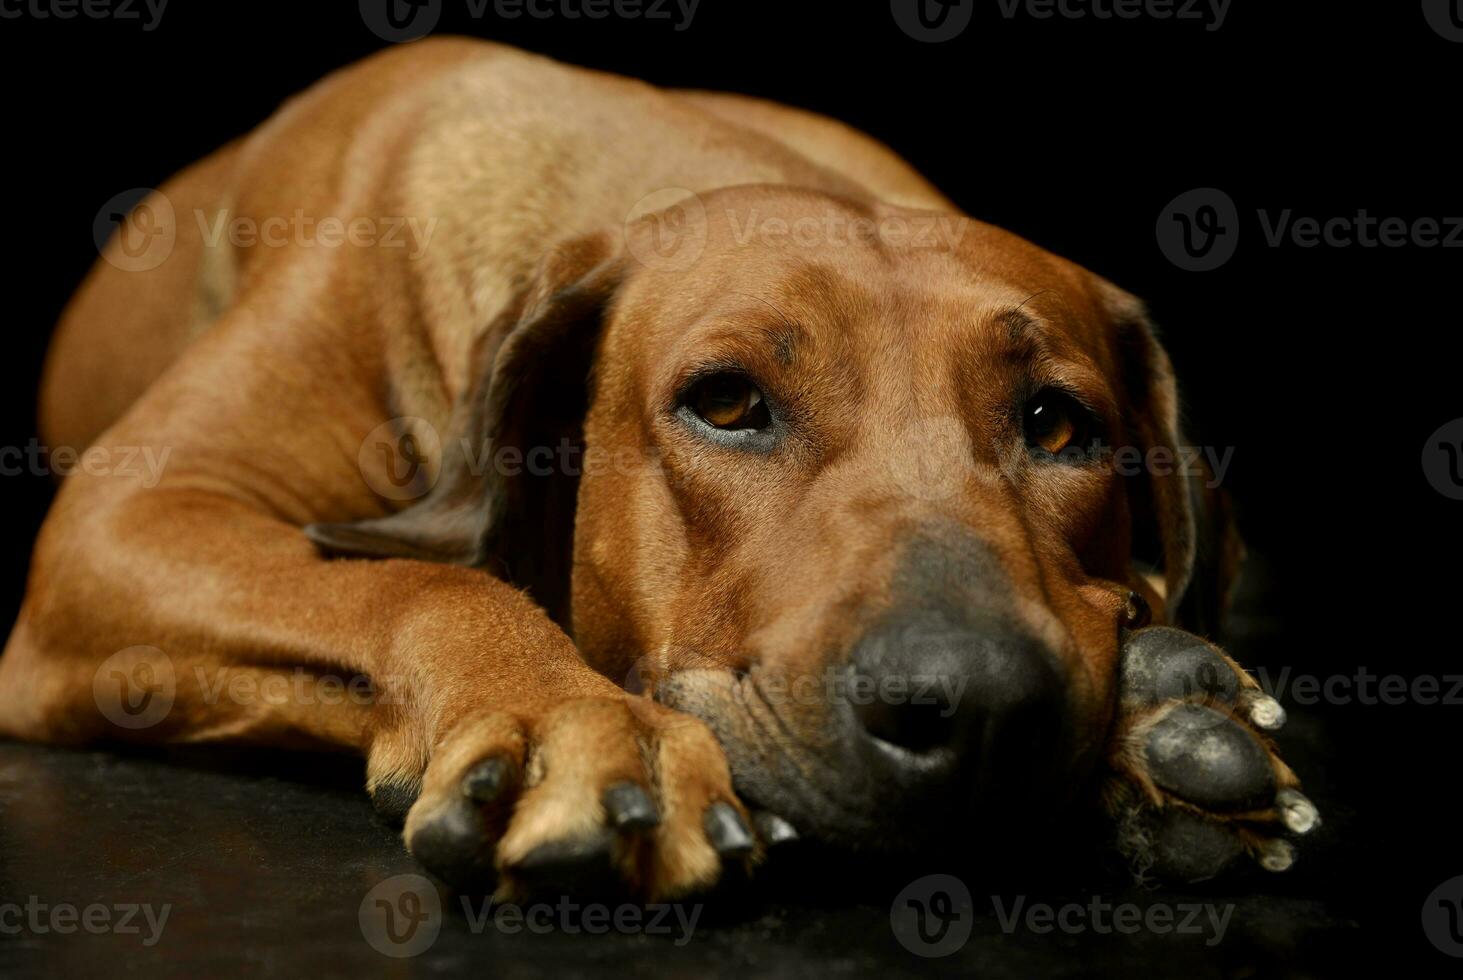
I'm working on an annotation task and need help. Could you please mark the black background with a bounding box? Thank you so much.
[0,0,1456,961]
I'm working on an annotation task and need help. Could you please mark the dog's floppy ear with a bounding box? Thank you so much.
[305,231,625,623]
[1100,282,1243,635]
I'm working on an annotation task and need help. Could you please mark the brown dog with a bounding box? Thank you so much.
[0,39,1316,899]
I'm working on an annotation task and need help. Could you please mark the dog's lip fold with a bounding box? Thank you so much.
[654,663,1073,854]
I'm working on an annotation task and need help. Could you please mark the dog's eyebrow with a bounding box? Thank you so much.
[996,306,1043,345]
[727,291,804,366]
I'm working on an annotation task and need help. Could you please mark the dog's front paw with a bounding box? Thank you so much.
[397,696,756,900]
[1103,626,1320,883]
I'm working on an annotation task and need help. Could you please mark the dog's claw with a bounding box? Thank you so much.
[753,810,799,846]
[1276,788,1320,834]
[1256,837,1296,872]
[603,781,660,831]
[462,756,512,803]
[704,801,755,857]
[1242,691,1287,731]
[1144,704,1275,811]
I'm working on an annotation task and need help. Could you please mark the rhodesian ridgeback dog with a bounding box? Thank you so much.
[0,39,1317,899]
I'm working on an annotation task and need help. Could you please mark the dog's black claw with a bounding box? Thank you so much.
[753,811,799,846]
[370,780,420,825]
[408,797,497,887]
[603,782,660,831]
[1121,627,1241,707]
[1145,704,1275,811]
[462,757,512,804]
[1147,809,1246,883]
[704,801,755,857]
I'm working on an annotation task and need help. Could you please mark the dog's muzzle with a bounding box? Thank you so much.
[659,536,1083,850]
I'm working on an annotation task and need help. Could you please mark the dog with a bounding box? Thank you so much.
[0,38,1317,899]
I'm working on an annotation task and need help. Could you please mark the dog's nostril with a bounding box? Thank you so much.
[854,689,955,753]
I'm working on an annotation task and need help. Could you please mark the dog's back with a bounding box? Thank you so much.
[42,38,948,454]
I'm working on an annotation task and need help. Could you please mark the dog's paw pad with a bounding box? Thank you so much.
[1143,703,1275,811]
[1140,808,1246,883]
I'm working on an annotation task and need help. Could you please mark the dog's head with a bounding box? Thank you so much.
[310,186,1238,848]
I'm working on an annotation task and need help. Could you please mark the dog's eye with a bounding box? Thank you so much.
[1024,389,1093,456]
[688,373,772,431]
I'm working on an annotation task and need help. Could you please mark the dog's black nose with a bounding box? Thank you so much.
[847,610,1071,808]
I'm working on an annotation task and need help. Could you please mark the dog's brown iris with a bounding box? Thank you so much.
[691,373,771,430]
[1024,389,1089,455]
